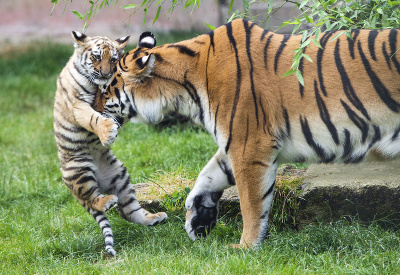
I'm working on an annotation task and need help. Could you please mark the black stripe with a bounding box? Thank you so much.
[314,80,339,144]
[382,42,392,70]
[54,131,88,144]
[119,197,136,208]
[300,115,333,162]
[298,47,306,97]
[207,30,215,54]
[274,34,291,74]
[317,31,336,96]
[368,125,381,149]
[262,180,275,200]
[259,95,268,135]
[334,39,370,120]
[70,65,92,94]
[340,100,369,142]
[342,129,352,161]
[118,177,131,194]
[263,34,274,70]
[347,29,360,59]
[243,20,259,126]
[101,224,111,230]
[243,115,250,155]
[81,186,98,198]
[214,103,219,138]
[126,207,142,216]
[358,40,400,113]
[217,159,236,186]
[98,217,108,224]
[183,71,204,125]
[225,21,241,153]
[389,29,400,74]
[392,125,400,141]
[75,175,96,185]
[282,107,291,138]
[111,77,118,86]
[167,44,197,57]
[368,30,379,61]
[261,29,270,41]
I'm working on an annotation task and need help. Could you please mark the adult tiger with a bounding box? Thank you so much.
[100,19,400,248]
[54,31,167,256]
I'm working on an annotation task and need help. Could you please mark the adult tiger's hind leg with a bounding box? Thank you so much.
[185,149,234,240]
[97,151,167,226]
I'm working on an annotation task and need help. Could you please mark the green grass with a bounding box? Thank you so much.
[1,39,400,274]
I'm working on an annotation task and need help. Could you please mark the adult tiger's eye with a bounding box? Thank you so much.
[93,54,101,61]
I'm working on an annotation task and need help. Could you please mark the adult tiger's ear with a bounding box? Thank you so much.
[115,36,130,53]
[122,53,156,82]
[71,31,88,48]
[135,53,156,78]
[137,32,156,49]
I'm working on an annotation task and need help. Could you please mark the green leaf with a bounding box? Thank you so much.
[303,54,313,63]
[305,14,313,24]
[228,0,235,14]
[205,22,216,30]
[328,31,345,43]
[71,10,84,20]
[153,5,161,24]
[281,69,296,78]
[143,7,147,26]
[296,70,304,87]
[51,0,59,3]
[312,39,323,49]
[122,4,137,9]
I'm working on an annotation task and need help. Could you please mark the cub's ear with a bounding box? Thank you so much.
[115,36,130,53]
[137,32,156,49]
[71,31,88,48]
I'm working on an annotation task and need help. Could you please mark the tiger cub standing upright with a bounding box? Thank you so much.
[100,20,400,249]
[53,32,167,256]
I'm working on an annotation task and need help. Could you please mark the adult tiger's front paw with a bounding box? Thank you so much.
[185,191,222,240]
[98,117,118,146]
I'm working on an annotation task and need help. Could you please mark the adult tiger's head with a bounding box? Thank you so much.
[101,31,204,126]
[71,31,130,86]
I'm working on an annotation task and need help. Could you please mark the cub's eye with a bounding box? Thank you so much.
[111,56,118,63]
[92,54,101,61]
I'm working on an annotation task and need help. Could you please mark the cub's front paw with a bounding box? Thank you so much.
[98,118,118,146]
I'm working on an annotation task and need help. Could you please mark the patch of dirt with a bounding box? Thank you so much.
[135,164,307,202]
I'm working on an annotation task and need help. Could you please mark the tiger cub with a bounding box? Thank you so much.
[100,20,400,249]
[53,32,167,256]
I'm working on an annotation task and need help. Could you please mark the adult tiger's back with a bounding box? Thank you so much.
[102,19,400,248]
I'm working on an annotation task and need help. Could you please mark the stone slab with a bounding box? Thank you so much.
[298,161,400,226]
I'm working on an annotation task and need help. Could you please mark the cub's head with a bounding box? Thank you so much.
[72,31,130,86]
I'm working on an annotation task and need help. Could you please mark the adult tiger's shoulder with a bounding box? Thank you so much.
[53,31,166,256]
[101,19,400,249]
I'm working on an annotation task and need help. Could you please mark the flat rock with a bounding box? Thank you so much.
[298,161,400,226]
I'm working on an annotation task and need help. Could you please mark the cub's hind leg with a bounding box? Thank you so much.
[77,199,116,256]
[185,149,234,240]
[96,151,167,226]
[61,155,118,212]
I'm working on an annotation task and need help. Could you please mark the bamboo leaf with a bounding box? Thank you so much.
[71,10,84,19]
[205,22,216,30]
[228,0,235,14]
[122,4,137,9]
[153,5,161,24]
[296,70,304,86]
